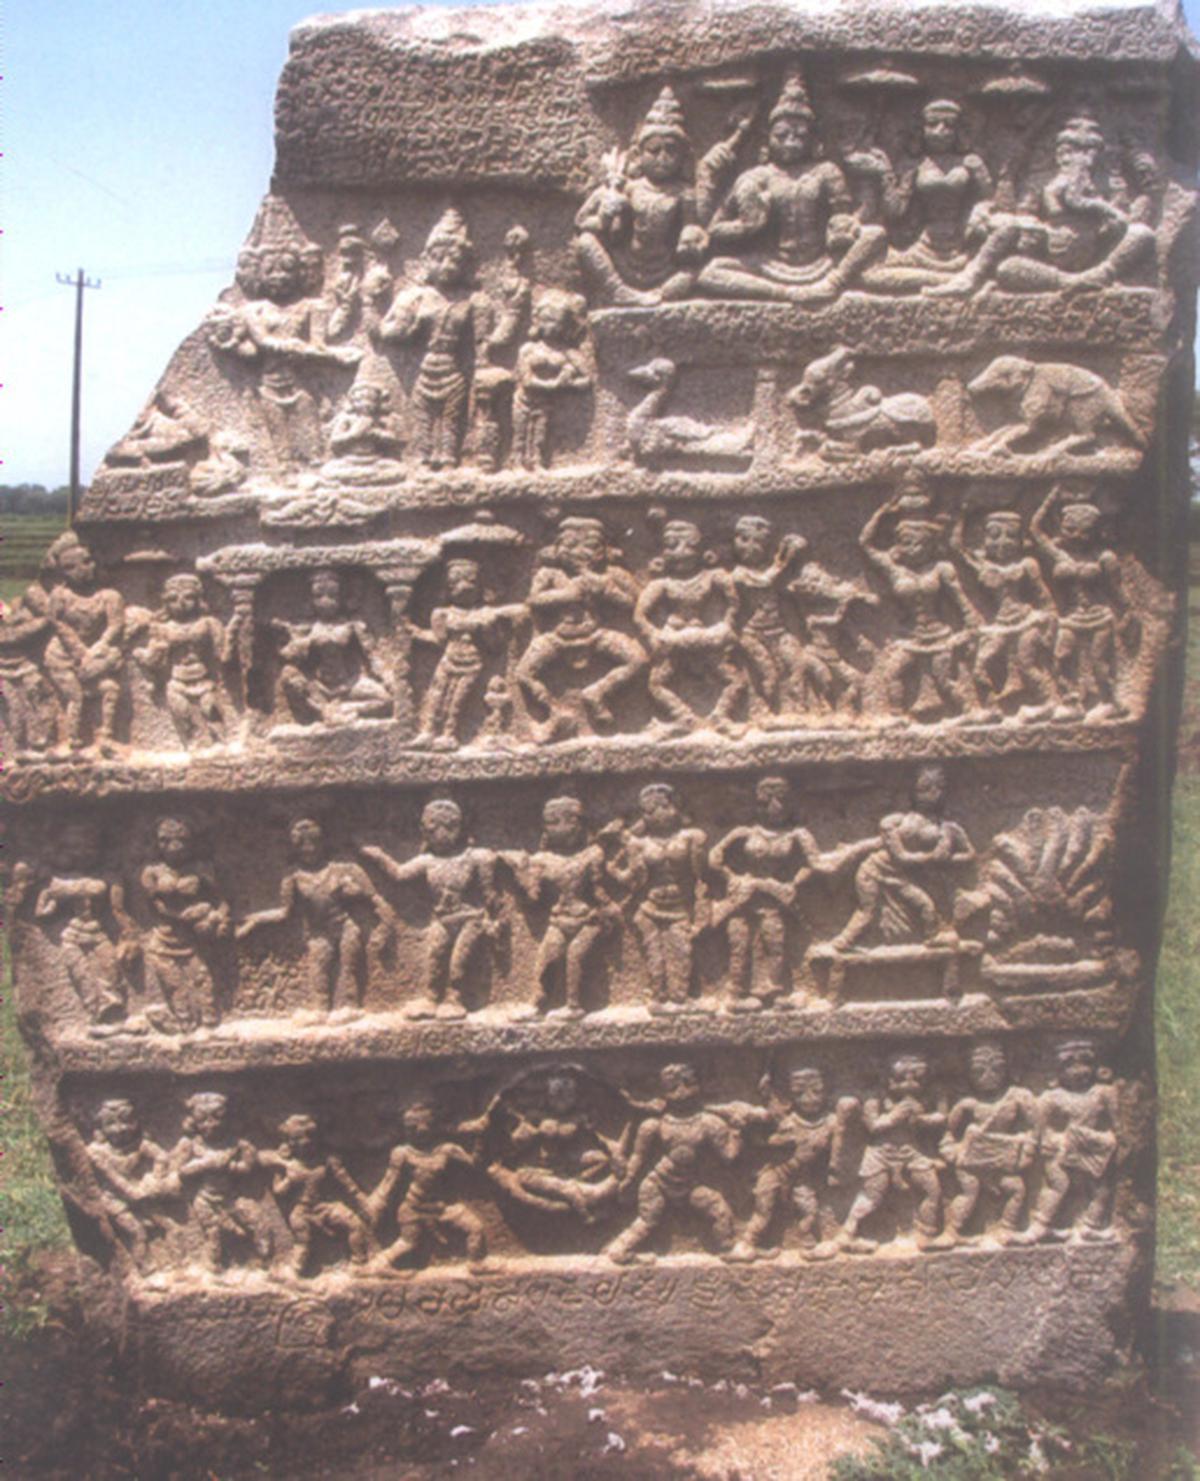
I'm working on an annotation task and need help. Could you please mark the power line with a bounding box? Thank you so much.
[55,268,102,524]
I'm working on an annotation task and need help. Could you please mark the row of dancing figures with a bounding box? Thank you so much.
[576,71,1154,307]
[18,766,993,1029]
[862,485,1134,725]
[86,1038,1120,1276]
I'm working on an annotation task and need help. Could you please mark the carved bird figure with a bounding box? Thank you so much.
[625,358,754,465]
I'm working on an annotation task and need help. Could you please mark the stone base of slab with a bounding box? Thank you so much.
[113,1241,1146,1413]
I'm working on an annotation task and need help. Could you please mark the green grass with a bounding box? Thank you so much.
[0,512,66,586]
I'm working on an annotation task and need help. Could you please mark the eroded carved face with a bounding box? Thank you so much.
[557,524,607,572]
[425,236,470,287]
[1057,1044,1097,1091]
[922,106,961,153]
[310,572,345,618]
[258,249,305,303]
[156,818,194,866]
[422,802,464,854]
[542,799,584,850]
[637,132,686,185]
[97,1099,140,1150]
[734,518,773,567]
[789,1069,827,1117]
[281,1113,317,1154]
[755,777,790,825]
[660,1062,700,1103]
[545,1071,579,1114]
[661,522,702,574]
[639,785,681,833]
[1060,507,1103,548]
[913,766,946,812]
[58,544,97,591]
[446,560,482,604]
[968,1047,1008,1096]
[768,115,814,166]
[403,1103,436,1143]
[982,518,1022,563]
[895,521,938,567]
[188,1093,229,1141]
[163,576,204,619]
[888,1055,930,1099]
[290,819,325,865]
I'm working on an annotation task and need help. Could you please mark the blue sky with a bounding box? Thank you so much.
[5,0,1199,487]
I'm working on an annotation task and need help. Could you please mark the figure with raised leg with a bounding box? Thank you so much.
[86,1097,178,1269]
[134,573,238,748]
[274,569,392,727]
[171,1092,273,1273]
[259,1112,377,1275]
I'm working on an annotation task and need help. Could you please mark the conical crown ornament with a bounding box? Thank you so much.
[770,69,815,124]
[636,84,689,143]
[426,206,472,249]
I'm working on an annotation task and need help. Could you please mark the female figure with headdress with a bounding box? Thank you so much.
[698,71,886,303]
[380,208,479,468]
[849,99,995,293]
[574,85,753,306]
[859,485,984,724]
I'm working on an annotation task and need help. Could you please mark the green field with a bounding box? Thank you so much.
[1,513,66,590]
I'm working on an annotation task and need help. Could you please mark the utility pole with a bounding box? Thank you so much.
[55,268,102,524]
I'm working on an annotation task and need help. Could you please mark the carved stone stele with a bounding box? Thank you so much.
[4,0,1196,1409]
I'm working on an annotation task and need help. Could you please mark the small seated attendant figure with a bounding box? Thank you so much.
[698,70,886,304]
[574,86,752,307]
[274,569,392,727]
[319,383,405,486]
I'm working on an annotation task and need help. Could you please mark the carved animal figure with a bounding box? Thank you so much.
[625,358,754,465]
[788,347,937,460]
[967,356,1143,457]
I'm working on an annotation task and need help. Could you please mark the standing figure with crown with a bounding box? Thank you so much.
[698,71,886,304]
[380,208,479,468]
[574,85,754,307]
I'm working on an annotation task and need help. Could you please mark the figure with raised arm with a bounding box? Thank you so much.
[237,817,396,1019]
[171,1092,273,1273]
[86,1097,178,1268]
[698,71,886,304]
[366,1100,490,1271]
[259,1112,377,1275]
[950,506,1058,722]
[360,798,504,1019]
[574,87,753,306]
[515,517,646,743]
[726,517,810,723]
[604,784,710,1014]
[635,518,745,736]
[1031,488,1131,722]
[859,485,984,724]
[605,1061,758,1262]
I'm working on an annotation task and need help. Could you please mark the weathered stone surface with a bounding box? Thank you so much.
[4,0,1196,1406]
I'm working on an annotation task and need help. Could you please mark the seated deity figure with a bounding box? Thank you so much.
[635,518,745,736]
[605,1061,760,1262]
[25,532,126,756]
[937,1041,1037,1247]
[259,1112,377,1275]
[35,821,138,1031]
[859,486,985,725]
[951,507,1059,722]
[834,1052,948,1252]
[697,71,886,304]
[1015,1037,1119,1244]
[87,1097,178,1269]
[410,558,526,750]
[319,382,405,486]
[274,569,392,726]
[134,573,237,748]
[104,391,207,468]
[504,797,621,1019]
[1031,489,1132,723]
[603,783,710,1014]
[574,86,753,306]
[359,798,504,1019]
[515,517,646,742]
[488,1065,627,1220]
[379,207,478,469]
[926,114,1156,298]
[237,817,397,1019]
[850,99,995,294]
